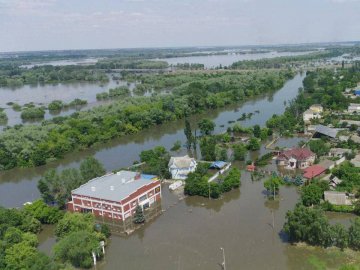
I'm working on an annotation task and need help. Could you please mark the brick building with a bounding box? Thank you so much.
[67,171,161,221]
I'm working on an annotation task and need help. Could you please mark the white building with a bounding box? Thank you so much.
[168,155,197,180]
[303,104,323,123]
[348,103,360,114]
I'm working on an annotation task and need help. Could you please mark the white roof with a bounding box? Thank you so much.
[72,171,155,202]
[169,155,196,169]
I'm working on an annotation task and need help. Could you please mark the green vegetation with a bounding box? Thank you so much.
[332,162,360,193]
[170,140,182,151]
[308,139,330,157]
[96,86,130,100]
[0,69,293,171]
[95,59,168,69]
[283,204,359,250]
[267,67,360,133]
[68,98,87,107]
[255,152,273,166]
[231,50,342,70]
[38,157,105,208]
[48,100,64,111]
[0,204,72,270]
[20,107,46,120]
[232,143,248,161]
[198,118,215,135]
[54,212,108,268]
[264,176,283,198]
[0,65,109,87]
[133,206,145,224]
[139,146,171,179]
[0,109,8,124]
[184,165,241,199]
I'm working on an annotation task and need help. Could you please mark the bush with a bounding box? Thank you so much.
[48,100,64,111]
[20,107,45,120]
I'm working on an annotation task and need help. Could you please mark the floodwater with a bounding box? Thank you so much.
[29,72,359,269]
[95,175,358,270]
[37,169,358,270]
[0,73,305,208]
[164,51,313,68]
[0,78,138,128]
[20,58,99,69]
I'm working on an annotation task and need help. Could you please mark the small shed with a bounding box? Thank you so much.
[210,161,227,170]
[324,191,352,205]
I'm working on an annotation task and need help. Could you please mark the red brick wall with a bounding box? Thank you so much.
[121,181,160,205]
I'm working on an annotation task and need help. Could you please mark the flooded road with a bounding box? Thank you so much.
[0,73,305,207]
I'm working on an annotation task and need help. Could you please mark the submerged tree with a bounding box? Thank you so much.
[264,176,283,198]
[133,206,145,224]
[184,119,193,150]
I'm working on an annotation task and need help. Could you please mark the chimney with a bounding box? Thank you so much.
[91,186,96,192]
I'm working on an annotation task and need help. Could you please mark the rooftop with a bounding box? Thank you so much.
[314,125,339,138]
[169,155,196,169]
[71,171,156,202]
[303,164,326,179]
[278,148,315,161]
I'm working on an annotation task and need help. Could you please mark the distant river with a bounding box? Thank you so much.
[163,51,313,68]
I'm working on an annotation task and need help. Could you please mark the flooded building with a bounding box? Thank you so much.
[302,104,323,123]
[67,171,161,220]
[168,155,197,180]
[276,148,315,169]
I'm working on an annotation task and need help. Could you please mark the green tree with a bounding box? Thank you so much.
[54,230,100,269]
[349,218,360,250]
[198,119,215,135]
[24,199,63,224]
[184,119,193,150]
[332,223,348,251]
[200,136,216,161]
[283,205,333,247]
[308,139,330,157]
[55,213,95,239]
[253,125,261,138]
[80,157,106,181]
[232,143,247,161]
[264,176,283,198]
[301,184,323,206]
[247,137,260,151]
[5,242,38,270]
[133,206,145,224]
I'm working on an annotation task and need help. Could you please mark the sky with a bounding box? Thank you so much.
[0,0,360,52]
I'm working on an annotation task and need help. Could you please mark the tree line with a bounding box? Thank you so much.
[0,70,293,171]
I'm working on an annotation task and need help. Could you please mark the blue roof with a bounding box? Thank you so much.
[355,90,360,95]
[210,161,227,169]
[141,174,157,180]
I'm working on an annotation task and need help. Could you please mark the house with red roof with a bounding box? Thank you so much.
[276,148,316,169]
[303,164,326,179]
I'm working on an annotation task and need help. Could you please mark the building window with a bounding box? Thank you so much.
[155,187,160,193]
[139,194,147,202]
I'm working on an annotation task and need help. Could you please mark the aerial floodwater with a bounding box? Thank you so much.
[163,51,313,68]
[0,73,305,207]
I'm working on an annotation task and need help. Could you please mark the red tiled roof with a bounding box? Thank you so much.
[279,148,315,161]
[247,164,256,171]
[303,165,326,179]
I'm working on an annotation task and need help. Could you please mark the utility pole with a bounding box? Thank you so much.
[208,182,211,200]
[220,247,226,270]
